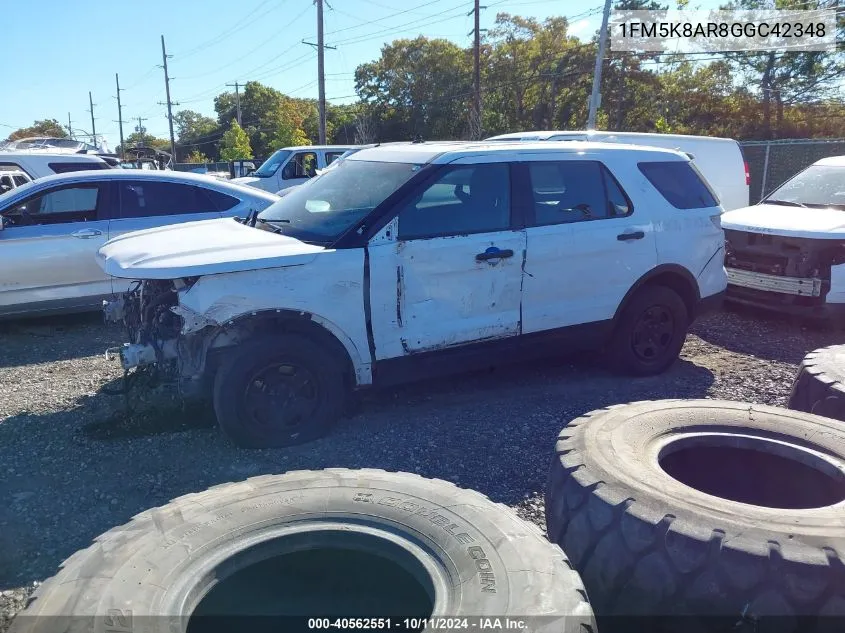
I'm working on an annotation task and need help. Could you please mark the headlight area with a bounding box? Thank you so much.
[103,279,190,377]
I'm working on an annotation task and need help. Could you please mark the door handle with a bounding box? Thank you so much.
[617,231,645,241]
[476,248,514,261]
[71,229,103,239]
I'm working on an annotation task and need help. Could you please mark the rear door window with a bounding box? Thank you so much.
[639,161,719,209]
[117,181,222,218]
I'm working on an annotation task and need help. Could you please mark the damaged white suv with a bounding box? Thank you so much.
[98,141,727,448]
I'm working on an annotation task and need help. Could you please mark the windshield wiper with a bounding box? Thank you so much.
[764,199,808,208]
[256,218,291,235]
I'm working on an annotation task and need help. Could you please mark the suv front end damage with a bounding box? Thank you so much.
[103,278,216,397]
[724,229,845,320]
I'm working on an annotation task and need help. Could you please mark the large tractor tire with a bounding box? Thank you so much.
[789,344,845,422]
[546,400,845,632]
[11,469,595,633]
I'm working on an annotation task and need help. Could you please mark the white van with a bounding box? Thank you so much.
[232,145,357,194]
[486,130,750,211]
[0,151,112,180]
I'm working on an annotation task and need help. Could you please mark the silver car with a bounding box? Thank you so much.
[0,170,280,318]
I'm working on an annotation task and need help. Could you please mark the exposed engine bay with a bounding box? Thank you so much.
[724,229,845,306]
[103,279,190,389]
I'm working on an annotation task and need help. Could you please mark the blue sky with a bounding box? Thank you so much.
[1,0,722,149]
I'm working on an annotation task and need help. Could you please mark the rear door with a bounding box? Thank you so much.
[108,180,238,293]
[520,155,658,332]
[0,181,113,315]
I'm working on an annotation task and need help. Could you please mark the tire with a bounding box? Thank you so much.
[212,335,346,448]
[546,400,845,631]
[10,469,596,632]
[606,285,689,376]
[789,345,845,421]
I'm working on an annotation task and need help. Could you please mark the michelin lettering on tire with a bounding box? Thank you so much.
[11,469,595,633]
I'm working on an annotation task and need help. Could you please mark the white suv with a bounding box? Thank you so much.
[98,141,727,448]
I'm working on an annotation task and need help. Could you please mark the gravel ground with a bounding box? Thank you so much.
[0,306,842,628]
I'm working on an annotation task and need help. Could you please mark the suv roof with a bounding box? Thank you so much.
[0,150,110,162]
[486,130,737,143]
[346,140,690,164]
[815,155,845,167]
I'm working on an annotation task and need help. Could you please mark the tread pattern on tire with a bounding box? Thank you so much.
[15,469,594,631]
[789,344,845,421]
[546,400,845,629]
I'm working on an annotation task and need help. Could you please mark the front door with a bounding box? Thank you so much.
[0,182,112,315]
[278,150,317,192]
[368,162,525,359]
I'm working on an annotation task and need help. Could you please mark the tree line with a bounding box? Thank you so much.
[7,1,843,163]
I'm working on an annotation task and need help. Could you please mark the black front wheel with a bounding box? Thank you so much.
[607,285,689,376]
[212,335,347,448]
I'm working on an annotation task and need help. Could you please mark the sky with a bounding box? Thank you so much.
[1,0,723,150]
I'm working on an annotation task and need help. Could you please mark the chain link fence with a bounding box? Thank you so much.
[741,138,845,204]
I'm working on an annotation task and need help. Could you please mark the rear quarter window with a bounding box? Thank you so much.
[48,161,110,173]
[638,161,719,209]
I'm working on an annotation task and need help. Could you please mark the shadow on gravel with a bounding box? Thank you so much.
[0,312,118,368]
[0,352,714,591]
[692,306,844,364]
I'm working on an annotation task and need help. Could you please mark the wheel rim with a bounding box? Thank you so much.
[242,362,320,436]
[631,304,675,363]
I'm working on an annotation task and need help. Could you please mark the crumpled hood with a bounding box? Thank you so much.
[97,217,324,280]
[721,203,845,239]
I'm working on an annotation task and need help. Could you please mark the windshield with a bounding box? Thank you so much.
[257,159,423,243]
[764,165,845,209]
[253,149,292,178]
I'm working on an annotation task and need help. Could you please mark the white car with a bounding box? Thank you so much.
[0,170,32,194]
[0,151,112,180]
[98,141,727,448]
[0,170,279,318]
[485,130,750,211]
[233,145,357,194]
[722,156,845,320]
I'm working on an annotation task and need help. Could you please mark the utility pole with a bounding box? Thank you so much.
[226,82,242,125]
[159,35,178,161]
[587,0,613,130]
[67,113,73,140]
[87,92,98,149]
[114,73,126,159]
[467,0,486,140]
[317,0,326,144]
[136,117,148,148]
[303,1,336,144]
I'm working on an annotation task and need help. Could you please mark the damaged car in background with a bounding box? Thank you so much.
[722,156,845,322]
[97,141,726,448]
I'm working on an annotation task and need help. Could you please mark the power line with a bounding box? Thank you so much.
[174,0,281,59]
[325,0,452,35]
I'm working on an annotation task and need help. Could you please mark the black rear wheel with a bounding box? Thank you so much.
[607,285,689,376]
[212,335,346,448]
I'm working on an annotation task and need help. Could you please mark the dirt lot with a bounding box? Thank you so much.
[0,306,841,629]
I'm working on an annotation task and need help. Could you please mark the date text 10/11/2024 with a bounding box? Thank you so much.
[307,618,529,630]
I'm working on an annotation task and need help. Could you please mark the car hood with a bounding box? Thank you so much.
[232,176,261,186]
[721,203,845,239]
[97,217,324,279]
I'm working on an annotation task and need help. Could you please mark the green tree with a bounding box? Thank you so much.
[355,36,473,140]
[173,110,220,160]
[214,81,309,158]
[7,119,68,141]
[117,132,171,155]
[219,120,253,160]
[184,150,210,163]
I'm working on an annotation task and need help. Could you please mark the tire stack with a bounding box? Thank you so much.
[545,399,845,632]
[788,344,845,421]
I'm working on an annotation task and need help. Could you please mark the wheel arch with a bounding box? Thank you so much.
[613,264,701,325]
[206,309,371,387]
